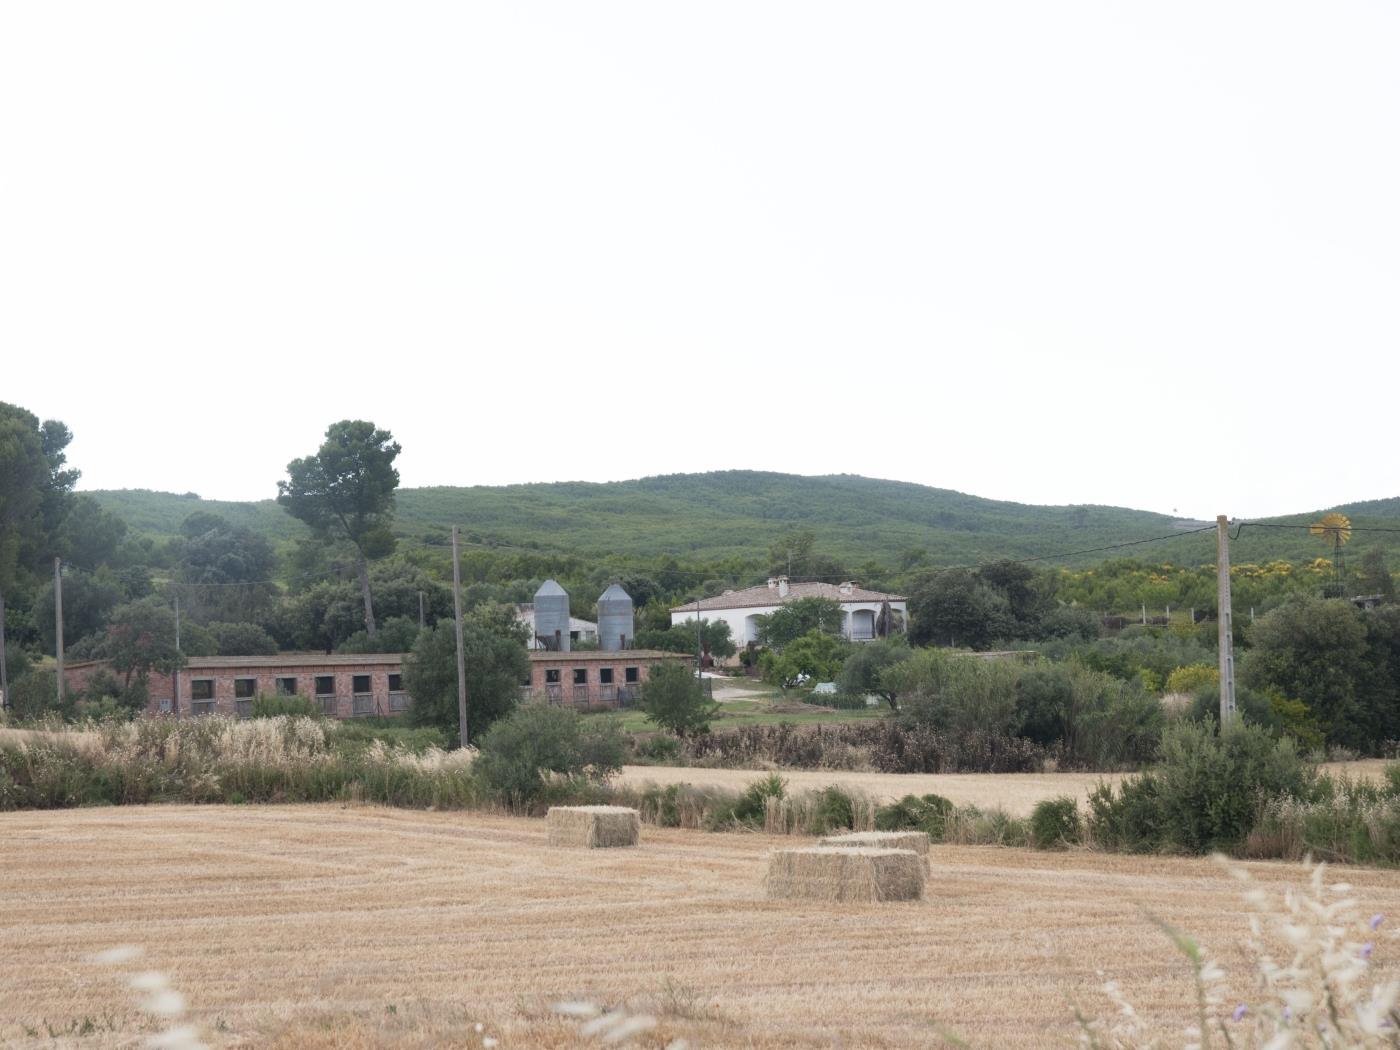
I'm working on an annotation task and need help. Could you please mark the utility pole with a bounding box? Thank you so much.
[0,585,9,712]
[54,557,65,707]
[418,591,426,631]
[172,594,182,718]
[694,596,702,680]
[1216,515,1237,727]
[451,526,468,749]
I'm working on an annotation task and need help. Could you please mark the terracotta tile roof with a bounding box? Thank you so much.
[671,581,907,613]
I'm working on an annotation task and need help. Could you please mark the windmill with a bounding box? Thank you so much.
[1310,512,1352,586]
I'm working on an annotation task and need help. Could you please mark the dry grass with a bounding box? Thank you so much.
[0,725,103,753]
[619,760,1391,817]
[4,805,1400,1048]
[764,846,925,902]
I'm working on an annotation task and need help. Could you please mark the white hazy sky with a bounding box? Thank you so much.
[3,2,1397,519]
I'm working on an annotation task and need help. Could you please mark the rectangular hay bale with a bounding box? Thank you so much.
[818,830,930,858]
[546,805,641,848]
[765,847,925,902]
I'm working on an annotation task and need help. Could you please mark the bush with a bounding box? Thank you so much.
[679,721,1045,774]
[875,793,954,840]
[640,662,718,736]
[1029,796,1080,849]
[805,786,856,834]
[7,671,58,720]
[1089,721,1315,854]
[331,720,448,754]
[251,694,320,718]
[710,772,786,828]
[474,705,626,810]
[1014,662,1163,769]
[633,732,682,763]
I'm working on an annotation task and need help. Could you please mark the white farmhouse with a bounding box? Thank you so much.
[670,576,908,648]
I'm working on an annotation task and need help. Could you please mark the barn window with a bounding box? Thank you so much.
[190,679,214,701]
[545,669,561,684]
[276,677,298,696]
[625,667,639,683]
[572,668,588,685]
[234,678,256,699]
[599,668,614,685]
[352,674,372,694]
[315,676,335,696]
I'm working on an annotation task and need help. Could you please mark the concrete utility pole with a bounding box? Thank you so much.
[54,557,65,707]
[0,586,9,712]
[695,596,702,679]
[451,526,469,749]
[418,591,426,631]
[1216,515,1237,727]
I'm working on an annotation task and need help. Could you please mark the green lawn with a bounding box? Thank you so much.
[612,698,888,733]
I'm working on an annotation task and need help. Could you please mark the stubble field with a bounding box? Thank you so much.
[4,804,1399,1049]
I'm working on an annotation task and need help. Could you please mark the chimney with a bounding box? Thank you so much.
[777,575,789,598]
[838,581,855,597]
[767,577,778,591]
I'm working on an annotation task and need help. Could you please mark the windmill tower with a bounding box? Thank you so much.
[1310,512,1352,593]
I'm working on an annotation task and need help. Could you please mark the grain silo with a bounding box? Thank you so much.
[534,579,571,651]
[597,584,635,651]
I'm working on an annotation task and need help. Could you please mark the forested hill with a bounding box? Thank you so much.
[86,471,1400,569]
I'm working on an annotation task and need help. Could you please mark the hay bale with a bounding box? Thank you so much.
[546,806,641,848]
[818,830,930,867]
[765,847,925,902]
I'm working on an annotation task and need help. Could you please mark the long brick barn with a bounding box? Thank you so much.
[62,649,694,719]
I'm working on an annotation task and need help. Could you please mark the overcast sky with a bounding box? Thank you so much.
[3,2,1396,519]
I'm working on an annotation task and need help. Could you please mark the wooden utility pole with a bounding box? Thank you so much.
[451,526,468,748]
[172,594,182,718]
[54,557,65,706]
[418,590,426,631]
[1216,515,1237,726]
[0,586,9,712]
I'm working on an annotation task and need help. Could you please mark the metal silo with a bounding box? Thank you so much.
[597,584,634,651]
[534,579,571,651]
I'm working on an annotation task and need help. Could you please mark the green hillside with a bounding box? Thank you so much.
[85,471,1400,572]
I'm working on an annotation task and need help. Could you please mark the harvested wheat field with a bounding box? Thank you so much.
[3,805,1399,1049]
[618,760,1391,816]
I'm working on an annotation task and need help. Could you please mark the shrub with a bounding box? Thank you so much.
[1029,796,1080,849]
[679,721,1045,774]
[331,720,449,754]
[474,705,626,810]
[1015,662,1163,769]
[874,793,954,840]
[251,694,320,718]
[640,662,719,736]
[888,649,1021,738]
[634,732,682,763]
[805,786,856,834]
[710,772,786,828]
[1089,721,1315,854]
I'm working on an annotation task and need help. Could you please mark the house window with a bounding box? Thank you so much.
[625,667,639,683]
[352,674,372,694]
[157,698,172,714]
[190,679,215,701]
[276,677,298,696]
[234,678,256,699]
[315,676,335,696]
[572,668,588,685]
[545,669,561,684]
[599,668,614,685]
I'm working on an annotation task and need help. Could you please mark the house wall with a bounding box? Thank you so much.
[670,600,909,647]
